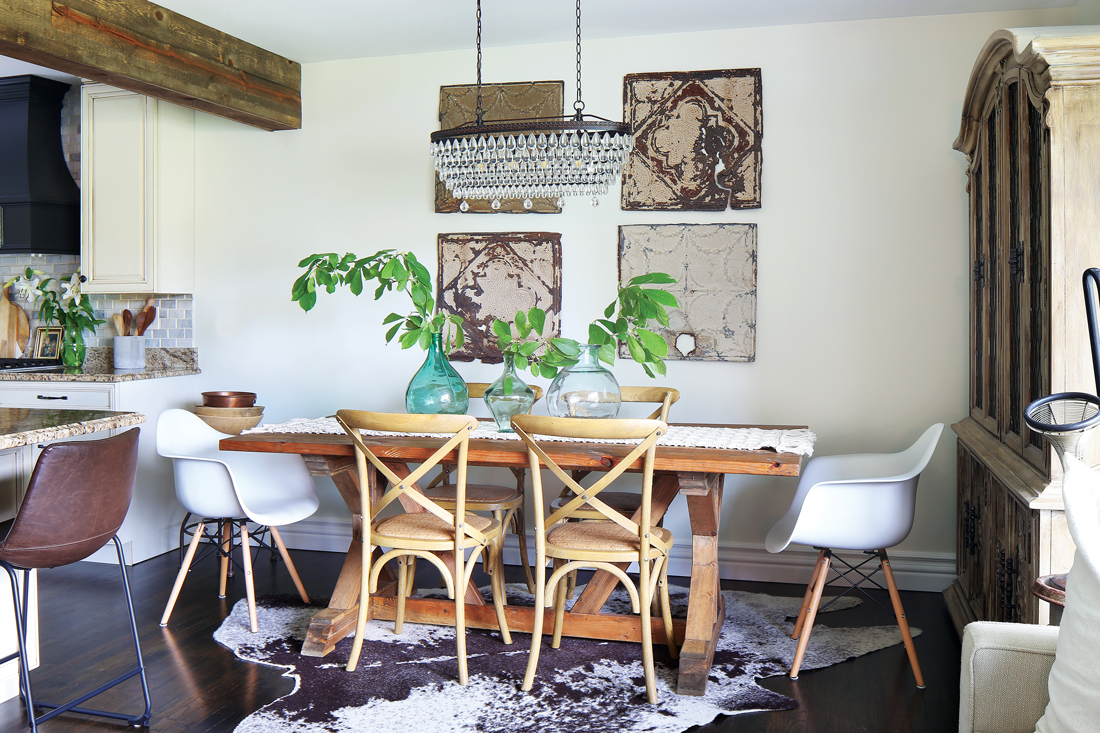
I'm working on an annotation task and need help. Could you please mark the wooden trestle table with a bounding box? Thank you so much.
[220,422,804,696]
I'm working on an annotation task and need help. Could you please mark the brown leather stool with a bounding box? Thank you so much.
[0,428,151,732]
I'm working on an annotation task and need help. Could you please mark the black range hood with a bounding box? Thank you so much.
[0,75,80,256]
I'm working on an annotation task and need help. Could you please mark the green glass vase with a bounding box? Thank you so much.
[405,332,469,415]
[60,328,86,369]
[483,356,536,432]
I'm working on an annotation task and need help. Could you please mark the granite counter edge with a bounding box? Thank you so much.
[0,412,146,450]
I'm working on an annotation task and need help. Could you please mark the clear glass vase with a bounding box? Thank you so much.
[546,344,621,419]
[405,332,469,415]
[60,328,86,369]
[483,356,536,432]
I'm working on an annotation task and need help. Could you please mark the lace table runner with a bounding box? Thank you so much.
[243,417,815,457]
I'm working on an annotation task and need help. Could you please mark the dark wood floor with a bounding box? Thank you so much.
[0,548,960,733]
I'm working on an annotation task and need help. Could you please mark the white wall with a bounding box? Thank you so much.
[190,7,1073,590]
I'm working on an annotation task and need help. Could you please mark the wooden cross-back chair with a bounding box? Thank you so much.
[512,414,677,704]
[421,381,545,594]
[335,410,512,684]
[552,386,680,517]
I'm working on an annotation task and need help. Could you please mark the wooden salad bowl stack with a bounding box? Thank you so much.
[193,391,263,434]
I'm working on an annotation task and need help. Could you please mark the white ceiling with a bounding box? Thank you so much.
[0,0,1077,82]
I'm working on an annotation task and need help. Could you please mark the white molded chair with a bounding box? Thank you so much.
[156,409,319,632]
[765,423,944,685]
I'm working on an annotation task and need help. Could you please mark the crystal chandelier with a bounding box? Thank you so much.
[430,0,632,211]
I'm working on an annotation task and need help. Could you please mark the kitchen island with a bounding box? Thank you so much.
[0,407,145,704]
[0,347,201,565]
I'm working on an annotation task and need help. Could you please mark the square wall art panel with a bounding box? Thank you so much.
[437,232,562,362]
[622,69,762,211]
[619,224,756,362]
[437,81,564,214]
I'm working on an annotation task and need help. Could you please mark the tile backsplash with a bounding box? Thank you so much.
[0,254,193,353]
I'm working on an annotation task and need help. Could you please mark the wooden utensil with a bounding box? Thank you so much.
[122,309,133,337]
[113,313,125,337]
[138,306,156,335]
[0,290,30,358]
[132,310,147,338]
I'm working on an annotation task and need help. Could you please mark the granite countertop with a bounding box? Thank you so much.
[0,347,200,383]
[0,408,145,449]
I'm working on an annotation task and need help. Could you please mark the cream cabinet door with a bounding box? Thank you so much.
[81,83,195,294]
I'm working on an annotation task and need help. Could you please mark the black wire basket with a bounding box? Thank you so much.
[1024,268,1100,464]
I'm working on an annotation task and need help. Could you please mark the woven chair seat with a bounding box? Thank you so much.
[374,512,496,542]
[547,521,672,552]
[551,490,643,515]
[423,484,521,506]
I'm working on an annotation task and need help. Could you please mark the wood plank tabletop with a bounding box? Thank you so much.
[220,422,807,477]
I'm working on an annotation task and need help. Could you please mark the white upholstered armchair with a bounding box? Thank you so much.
[959,621,1058,733]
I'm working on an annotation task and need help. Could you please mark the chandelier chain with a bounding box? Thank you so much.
[475,0,484,124]
[574,0,584,115]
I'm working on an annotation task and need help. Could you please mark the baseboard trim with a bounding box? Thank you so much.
[278,520,956,593]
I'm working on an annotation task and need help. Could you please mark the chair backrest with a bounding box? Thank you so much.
[619,386,679,421]
[511,414,668,556]
[336,410,483,551]
[156,408,246,519]
[765,423,944,553]
[467,382,545,402]
[0,428,140,569]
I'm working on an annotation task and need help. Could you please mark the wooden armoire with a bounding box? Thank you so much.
[947,28,1100,633]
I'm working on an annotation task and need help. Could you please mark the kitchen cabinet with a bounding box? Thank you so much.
[0,375,200,564]
[80,82,194,294]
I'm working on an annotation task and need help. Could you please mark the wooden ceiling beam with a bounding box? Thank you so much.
[0,0,301,131]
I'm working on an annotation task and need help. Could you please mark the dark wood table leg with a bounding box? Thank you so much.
[677,473,724,695]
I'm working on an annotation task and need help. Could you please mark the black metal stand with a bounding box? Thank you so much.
[812,548,897,617]
[0,536,152,731]
[177,515,279,586]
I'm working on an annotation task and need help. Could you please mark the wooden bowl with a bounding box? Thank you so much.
[193,412,263,435]
[192,405,265,417]
[202,391,257,408]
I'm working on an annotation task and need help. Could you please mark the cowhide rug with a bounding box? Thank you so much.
[214,584,919,733]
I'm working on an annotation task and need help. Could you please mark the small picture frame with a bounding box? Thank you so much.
[33,327,63,359]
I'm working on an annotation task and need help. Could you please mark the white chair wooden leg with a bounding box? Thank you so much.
[161,521,205,627]
[268,526,309,604]
[790,552,830,679]
[239,522,258,633]
[218,520,231,599]
[792,549,826,640]
[880,551,925,688]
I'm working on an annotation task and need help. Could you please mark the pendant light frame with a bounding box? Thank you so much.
[430,0,632,208]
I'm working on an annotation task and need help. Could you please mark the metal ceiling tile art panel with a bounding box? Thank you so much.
[621,69,762,211]
[619,224,756,361]
[437,81,564,214]
[437,232,562,362]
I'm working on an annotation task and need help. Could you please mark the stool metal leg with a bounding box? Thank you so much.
[0,538,152,729]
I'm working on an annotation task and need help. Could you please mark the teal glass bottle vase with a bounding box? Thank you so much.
[483,356,536,431]
[405,332,469,415]
[545,344,621,419]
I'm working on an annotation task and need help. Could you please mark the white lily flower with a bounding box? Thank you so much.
[13,276,41,302]
[60,272,81,306]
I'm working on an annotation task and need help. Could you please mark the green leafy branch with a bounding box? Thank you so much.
[490,272,680,383]
[586,272,679,377]
[291,250,465,352]
[491,307,580,390]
